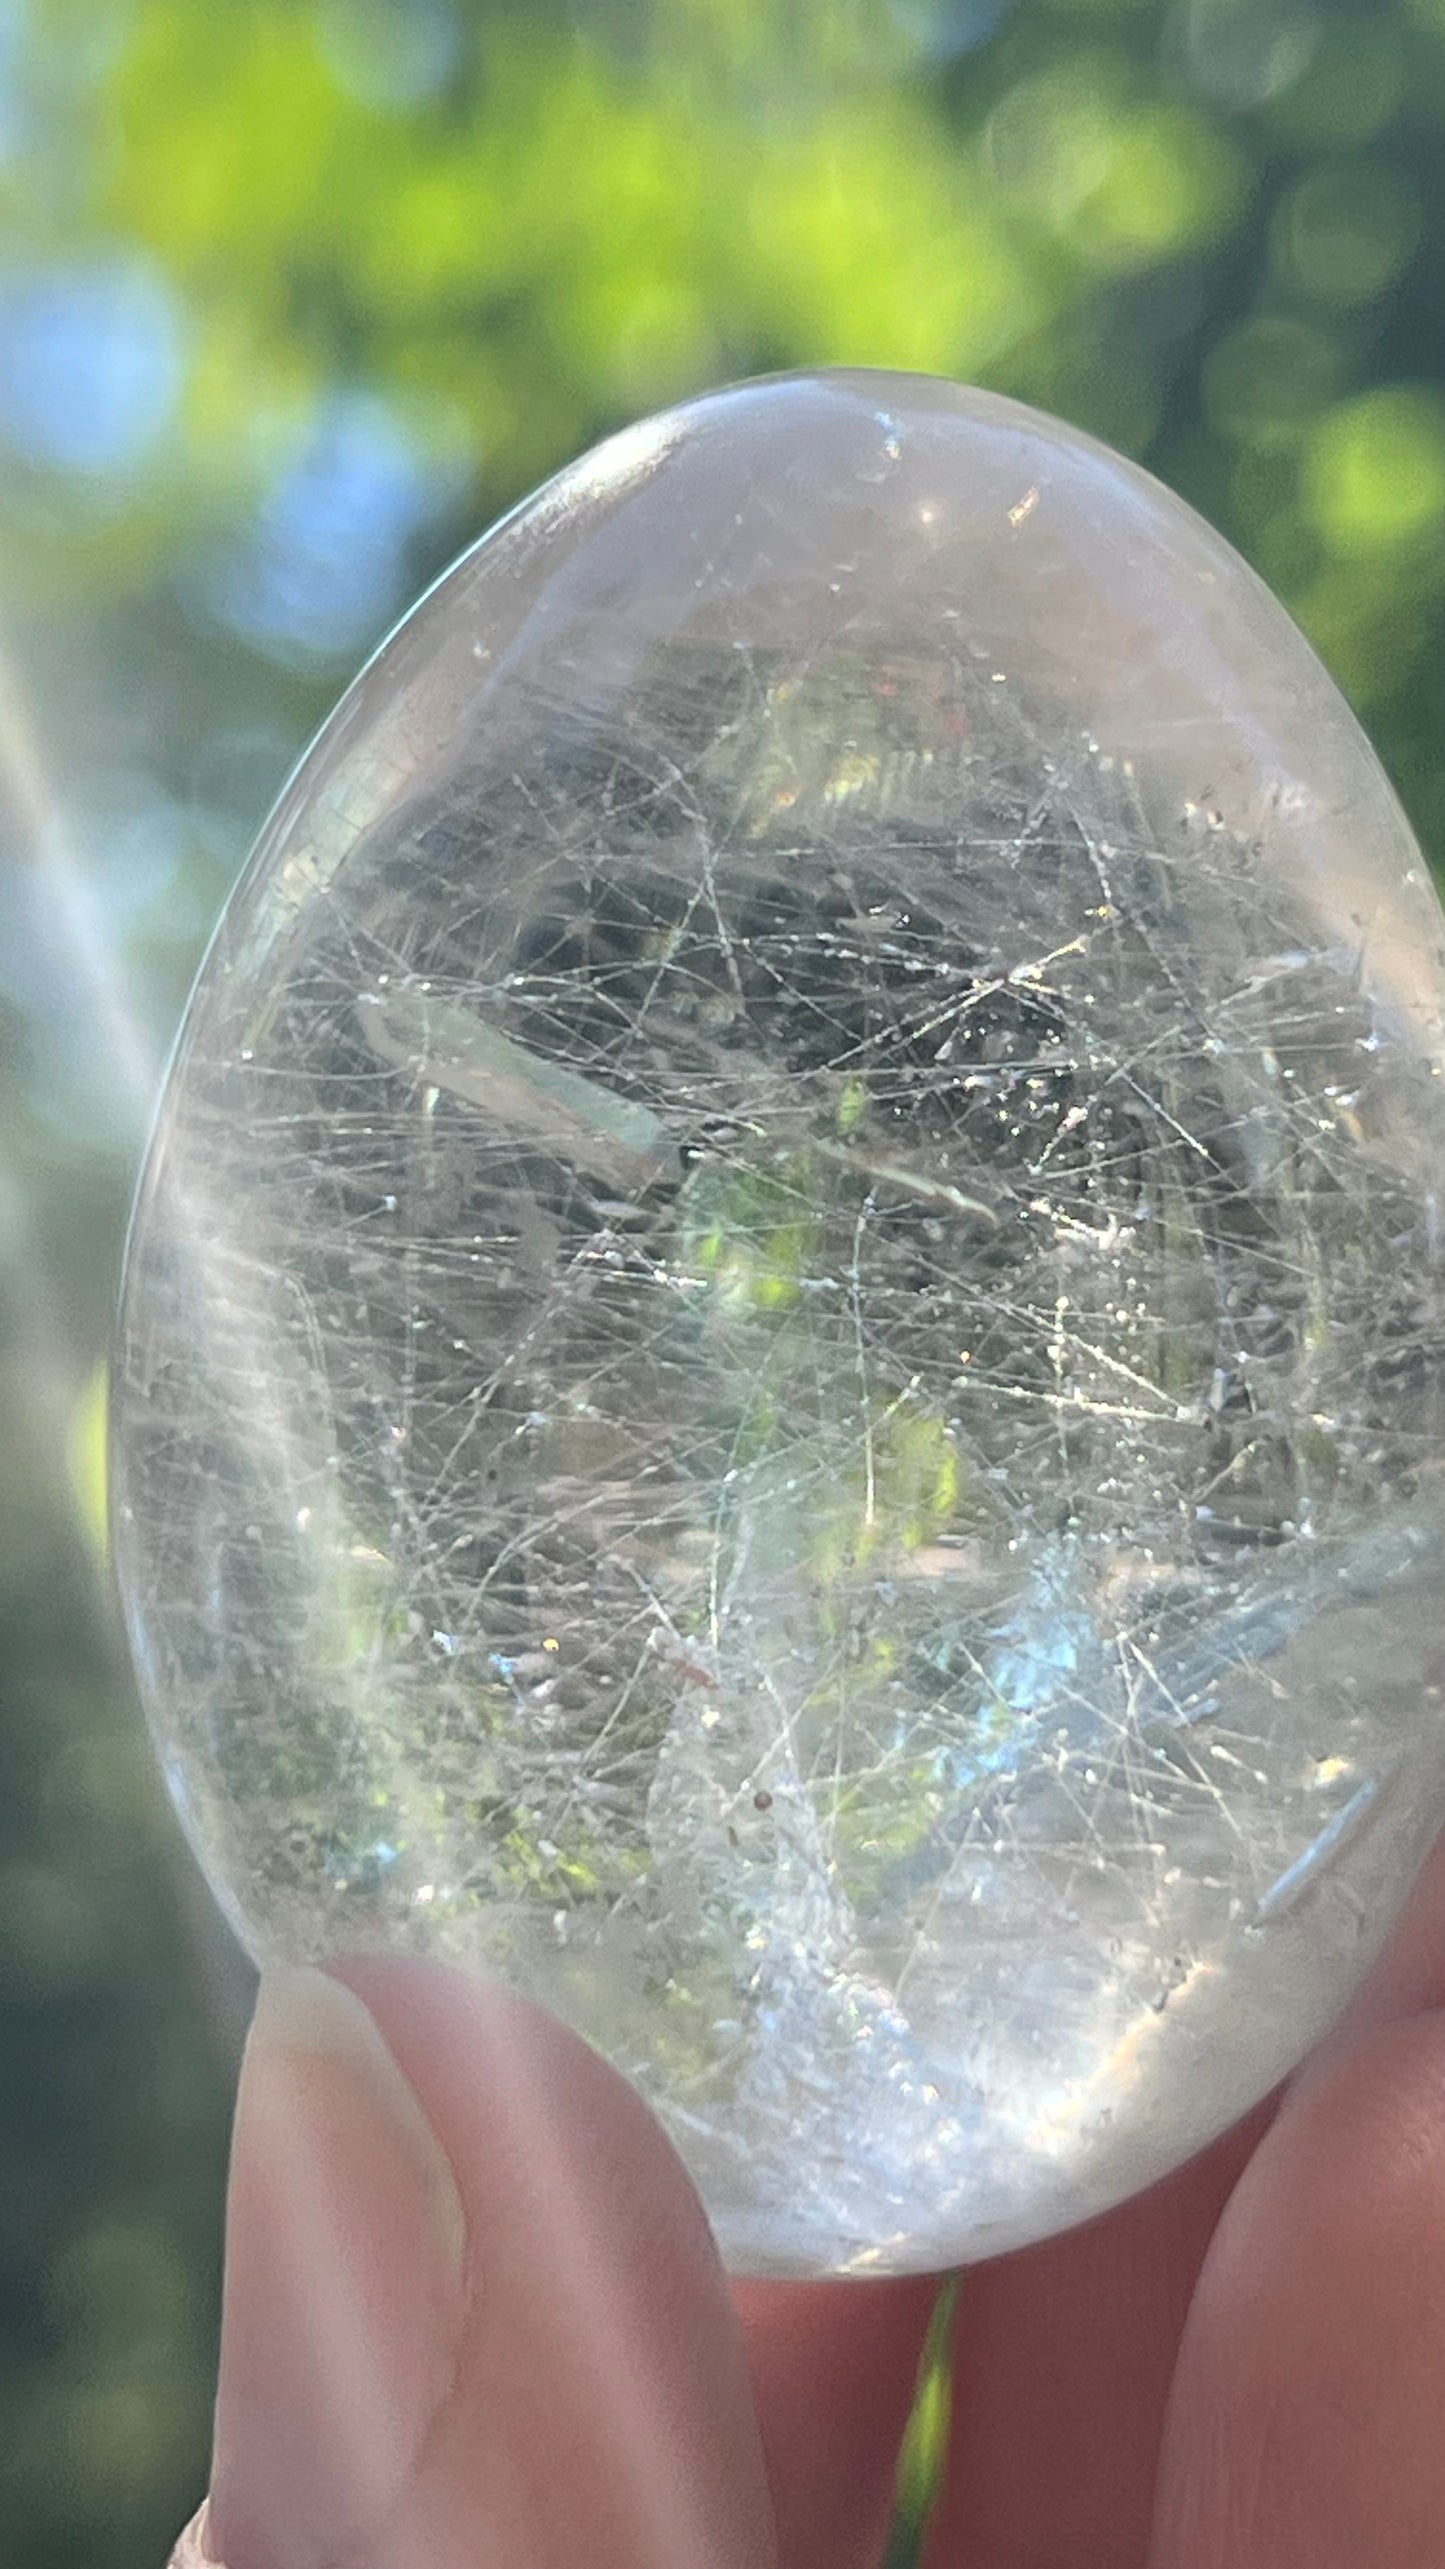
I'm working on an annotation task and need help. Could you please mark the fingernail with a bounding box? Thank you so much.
[202,1966,469,2569]
[167,2501,216,2565]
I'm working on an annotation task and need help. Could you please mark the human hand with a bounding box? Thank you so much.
[169,1833,1445,2569]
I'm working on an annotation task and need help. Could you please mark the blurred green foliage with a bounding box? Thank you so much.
[0,0,1440,2559]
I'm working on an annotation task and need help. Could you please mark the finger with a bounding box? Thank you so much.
[180,1959,777,2569]
[923,2105,1268,2569]
[1150,2009,1445,2567]
[1331,1820,1445,2036]
[733,2275,937,2569]
[927,1816,1445,2565]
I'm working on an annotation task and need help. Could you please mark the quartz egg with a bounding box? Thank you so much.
[113,371,1445,2275]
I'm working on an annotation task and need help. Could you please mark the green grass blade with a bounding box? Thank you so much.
[878,2272,959,2569]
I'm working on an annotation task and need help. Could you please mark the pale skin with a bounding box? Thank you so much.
[174,1825,1445,2569]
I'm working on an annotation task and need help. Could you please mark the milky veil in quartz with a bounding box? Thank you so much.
[113,373,1445,2274]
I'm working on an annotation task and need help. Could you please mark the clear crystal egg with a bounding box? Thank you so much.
[113,371,1445,2275]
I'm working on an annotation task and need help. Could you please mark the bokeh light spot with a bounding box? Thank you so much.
[1263,15,1404,147]
[1303,386,1445,557]
[0,255,185,475]
[1273,158,1420,306]
[315,0,461,108]
[1205,314,1341,449]
[1180,0,1319,110]
[195,390,471,662]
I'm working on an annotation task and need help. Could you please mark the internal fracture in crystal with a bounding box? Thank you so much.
[113,372,1445,2274]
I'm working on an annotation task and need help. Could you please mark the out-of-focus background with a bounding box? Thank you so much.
[0,0,1440,2558]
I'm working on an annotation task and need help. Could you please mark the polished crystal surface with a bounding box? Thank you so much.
[113,372,1445,2274]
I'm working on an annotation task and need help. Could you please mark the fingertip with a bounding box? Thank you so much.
[208,1958,776,2569]
[1152,2009,1445,2569]
[335,1958,778,2569]
[207,1965,471,2569]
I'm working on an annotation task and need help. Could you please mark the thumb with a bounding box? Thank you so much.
[171,1958,777,2569]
